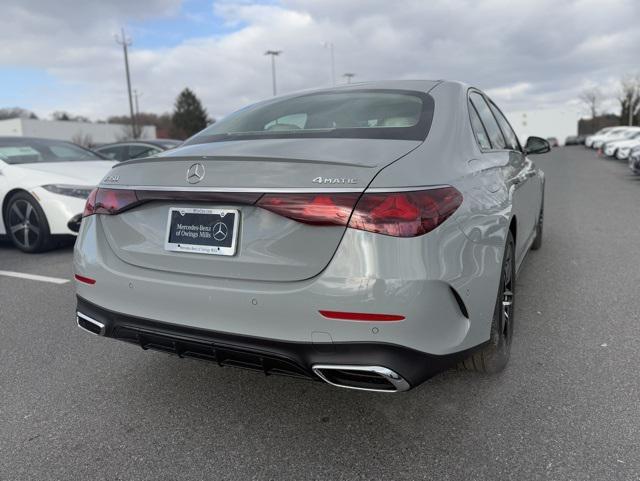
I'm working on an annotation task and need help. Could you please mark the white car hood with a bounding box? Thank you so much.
[16,161,117,185]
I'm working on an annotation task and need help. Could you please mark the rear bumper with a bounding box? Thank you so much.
[76,296,483,390]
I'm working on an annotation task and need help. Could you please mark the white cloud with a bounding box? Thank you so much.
[1,0,639,121]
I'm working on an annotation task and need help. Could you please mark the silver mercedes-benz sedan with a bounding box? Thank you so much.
[74,80,548,392]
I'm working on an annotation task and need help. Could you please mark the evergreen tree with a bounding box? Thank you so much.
[171,88,209,139]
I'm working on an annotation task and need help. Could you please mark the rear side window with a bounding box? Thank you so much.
[469,92,506,150]
[129,145,162,159]
[488,101,520,151]
[469,103,491,150]
[97,145,126,161]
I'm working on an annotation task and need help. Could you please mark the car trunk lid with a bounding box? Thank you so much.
[98,138,421,282]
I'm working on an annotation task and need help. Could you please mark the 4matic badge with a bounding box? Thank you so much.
[312,177,358,184]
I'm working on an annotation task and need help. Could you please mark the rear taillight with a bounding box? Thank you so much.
[349,187,463,237]
[257,193,360,226]
[82,188,98,217]
[82,188,140,218]
[257,187,462,237]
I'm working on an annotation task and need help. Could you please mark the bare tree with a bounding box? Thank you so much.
[71,132,95,148]
[0,107,38,120]
[578,88,603,119]
[51,111,90,122]
[618,74,640,126]
[116,124,136,141]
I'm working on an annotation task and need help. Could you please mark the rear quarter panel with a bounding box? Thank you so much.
[367,81,514,344]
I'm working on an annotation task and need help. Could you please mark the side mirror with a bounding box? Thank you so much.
[524,136,551,155]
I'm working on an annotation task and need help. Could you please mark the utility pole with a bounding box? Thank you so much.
[115,28,137,139]
[264,50,282,96]
[343,72,356,84]
[133,90,142,136]
[629,90,637,126]
[324,42,335,86]
[133,90,141,115]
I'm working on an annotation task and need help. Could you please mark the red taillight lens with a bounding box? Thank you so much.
[82,188,140,218]
[349,187,463,237]
[319,310,405,322]
[82,188,98,217]
[74,274,96,285]
[257,193,360,226]
[256,187,462,237]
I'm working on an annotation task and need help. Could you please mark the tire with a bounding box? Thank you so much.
[4,192,53,253]
[460,232,515,374]
[531,196,543,251]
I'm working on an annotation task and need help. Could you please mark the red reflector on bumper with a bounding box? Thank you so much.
[319,310,405,322]
[74,274,96,285]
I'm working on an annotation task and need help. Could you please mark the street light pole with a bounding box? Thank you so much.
[115,28,137,139]
[324,42,335,86]
[343,72,355,84]
[264,50,282,96]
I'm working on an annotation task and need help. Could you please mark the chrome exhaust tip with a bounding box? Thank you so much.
[312,364,410,392]
[76,311,106,336]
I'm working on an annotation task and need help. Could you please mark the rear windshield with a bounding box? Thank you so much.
[0,139,102,165]
[185,89,435,145]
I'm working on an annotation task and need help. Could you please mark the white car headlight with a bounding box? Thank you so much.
[42,184,94,199]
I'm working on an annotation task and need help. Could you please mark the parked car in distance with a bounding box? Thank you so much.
[565,135,585,145]
[94,139,182,162]
[546,137,559,147]
[605,131,640,160]
[585,127,617,148]
[628,146,640,174]
[592,127,640,150]
[0,137,116,252]
[74,80,547,392]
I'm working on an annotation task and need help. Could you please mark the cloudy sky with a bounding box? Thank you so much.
[1,0,638,138]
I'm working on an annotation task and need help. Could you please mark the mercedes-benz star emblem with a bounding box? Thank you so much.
[186,163,205,184]
[212,222,228,241]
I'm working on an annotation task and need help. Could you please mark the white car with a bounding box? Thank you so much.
[603,131,640,158]
[0,137,116,252]
[616,140,640,160]
[591,127,640,150]
[585,127,616,148]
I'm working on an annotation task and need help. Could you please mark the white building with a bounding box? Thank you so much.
[0,118,156,144]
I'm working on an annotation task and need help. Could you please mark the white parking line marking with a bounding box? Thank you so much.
[0,270,70,285]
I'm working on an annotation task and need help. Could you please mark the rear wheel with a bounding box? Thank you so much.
[460,232,515,374]
[4,192,53,253]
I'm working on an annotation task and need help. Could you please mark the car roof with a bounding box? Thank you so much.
[0,136,77,144]
[96,140,179,149]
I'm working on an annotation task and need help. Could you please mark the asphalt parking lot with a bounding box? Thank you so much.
[1,147,639,481]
